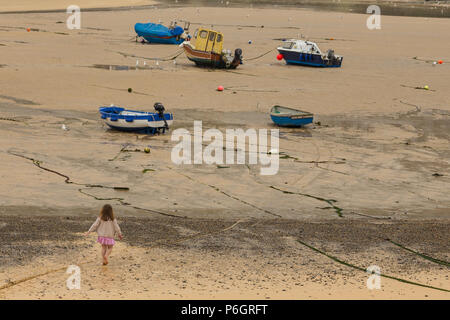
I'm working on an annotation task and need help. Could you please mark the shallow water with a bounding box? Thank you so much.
[160,0,450,18]
[87,63,165,71]
[2,0,448,18]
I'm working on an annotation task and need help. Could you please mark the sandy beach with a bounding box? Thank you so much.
[0,0,449,299]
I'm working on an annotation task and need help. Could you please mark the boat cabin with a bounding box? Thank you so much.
[281,39,322,55]
[193,27,224,54]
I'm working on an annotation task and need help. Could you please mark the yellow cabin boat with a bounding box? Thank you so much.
[181,27,242,69]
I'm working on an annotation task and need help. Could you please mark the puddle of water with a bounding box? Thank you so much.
[405,118,450,141]
[318,116,376,133]
[90,64,156,71]
[86,27,111,31]
[320,112,450,141]
[286,130,313,138]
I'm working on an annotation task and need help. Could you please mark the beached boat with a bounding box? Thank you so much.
[277,39,343,68]
[270,105,314,127]
[99,103,173,134]
[135,21,189,45]
[181,27,242,69]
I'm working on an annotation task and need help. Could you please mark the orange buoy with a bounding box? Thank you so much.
[217,86,224,92]
[27,28,31,32]
[438,60,443,64]
[276,54,283,61]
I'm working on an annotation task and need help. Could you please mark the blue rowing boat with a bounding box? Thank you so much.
[99,103,173,134]
[134,21,189,45]
[270,105,314,127]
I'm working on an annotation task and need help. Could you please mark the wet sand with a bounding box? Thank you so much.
[1,215,449,299]
[0,3,449,299]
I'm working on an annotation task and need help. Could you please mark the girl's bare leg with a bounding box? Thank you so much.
[105,245,113,258]
[104,245,113,264]
[101,245,107,265]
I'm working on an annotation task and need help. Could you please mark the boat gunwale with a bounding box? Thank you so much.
[99,106,173,121]
[182,42,223,61]
[270,105,313,118]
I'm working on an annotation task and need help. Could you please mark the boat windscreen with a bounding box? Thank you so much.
[282,42,294,49]
[311,44,321,54]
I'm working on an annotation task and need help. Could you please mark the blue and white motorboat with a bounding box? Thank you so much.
[270,105,313,127]
[277,39,343,68]
[99,103,173,134]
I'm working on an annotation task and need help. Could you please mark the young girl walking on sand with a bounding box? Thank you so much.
[85,204,123,265]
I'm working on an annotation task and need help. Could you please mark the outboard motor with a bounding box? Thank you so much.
[327,49,335,60]
[154,102,169,131]
[231,48,243,67]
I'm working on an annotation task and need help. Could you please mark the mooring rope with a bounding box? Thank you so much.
[297,239,450,293]
[245,48,275,61]
[387,239,450,268]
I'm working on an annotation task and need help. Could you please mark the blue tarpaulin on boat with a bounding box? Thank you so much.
[135,22,185,44]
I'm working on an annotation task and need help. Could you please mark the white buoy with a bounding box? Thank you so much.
[62,124,68,131]
[173,60,177,65]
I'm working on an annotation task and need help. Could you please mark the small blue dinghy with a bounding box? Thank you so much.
[134,21,189,44]
[99,103,173,134]
[270,105,314,127]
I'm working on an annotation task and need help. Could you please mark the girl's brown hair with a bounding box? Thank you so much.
[100,204,114,221]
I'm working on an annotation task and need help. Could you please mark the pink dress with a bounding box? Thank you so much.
[97,236,115,245]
